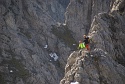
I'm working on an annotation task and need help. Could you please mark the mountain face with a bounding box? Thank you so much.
[65,0,113,41]
[0,0,70,84]
[0,0,125,84]
[61,0,125,84]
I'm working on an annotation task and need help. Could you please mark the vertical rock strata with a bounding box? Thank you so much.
[61,0,125,84]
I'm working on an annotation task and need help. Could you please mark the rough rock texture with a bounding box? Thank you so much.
[65,0,113,41]
[0,0,125,84]
[0,0,70,84]
[60,0,125,84]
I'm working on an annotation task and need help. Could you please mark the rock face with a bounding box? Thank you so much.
[0,0,125,84]
[0,0,70,84]
[60,0,125,84]
[65,0,113,41]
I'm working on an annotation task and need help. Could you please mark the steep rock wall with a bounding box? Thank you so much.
[0,0,125,84]
[60,0,125,84]
[65,0,113,41]
[0,0,70,84]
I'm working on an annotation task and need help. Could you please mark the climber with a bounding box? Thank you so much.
[77,40,85,49]
[83,35,90,51]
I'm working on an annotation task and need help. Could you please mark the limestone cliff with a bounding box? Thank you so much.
[65,0,113,41]
[0,0,70,84]
[0,0,125,84]
[60,0,125,84]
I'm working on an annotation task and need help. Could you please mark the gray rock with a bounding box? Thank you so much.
[0,0,70,84]
[0,0,125,84]
[61,0,125,84]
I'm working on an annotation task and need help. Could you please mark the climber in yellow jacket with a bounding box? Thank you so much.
[78,40,85,49]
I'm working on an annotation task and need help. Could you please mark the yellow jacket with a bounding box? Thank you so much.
[78,43,85,49]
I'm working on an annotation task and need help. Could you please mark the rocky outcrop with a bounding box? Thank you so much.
[65,0,113,41]
[0,0,70,84]
[0,0,125,84]
[111,0,125,15]
[60,0,125,84]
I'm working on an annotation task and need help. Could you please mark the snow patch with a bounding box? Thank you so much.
[49,53,59,61]
[10,70,13,73]
[70,81,79,84]
[44,45,48,48]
